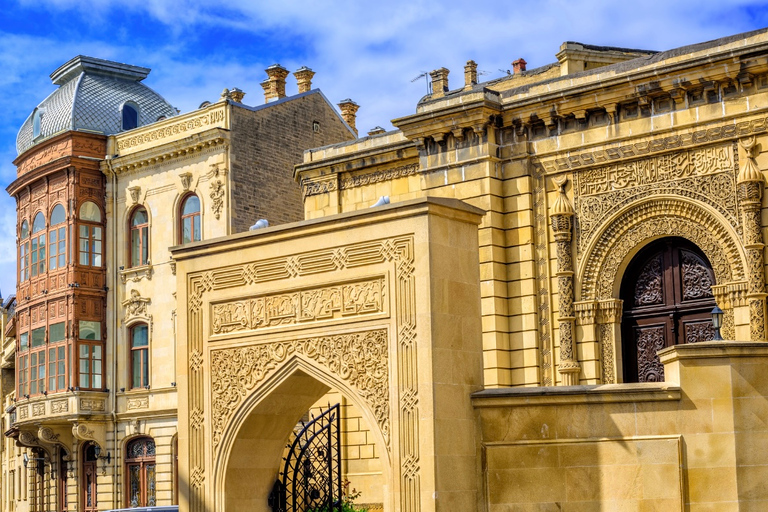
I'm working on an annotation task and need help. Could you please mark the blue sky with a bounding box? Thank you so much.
[0,0,767,298]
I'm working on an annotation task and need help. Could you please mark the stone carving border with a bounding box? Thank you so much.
[579,198,745,301]
[537,115,768,173]
[210,329,388,448]
[187,236,419,512]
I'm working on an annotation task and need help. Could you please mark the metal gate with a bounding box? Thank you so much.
[269,403,342,512]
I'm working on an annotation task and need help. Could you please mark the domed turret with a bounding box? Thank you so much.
[16,55,177,155]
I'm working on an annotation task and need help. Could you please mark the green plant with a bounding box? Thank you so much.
[307,479,369,512]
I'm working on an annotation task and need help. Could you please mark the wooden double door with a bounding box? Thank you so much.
[621,238,716,382]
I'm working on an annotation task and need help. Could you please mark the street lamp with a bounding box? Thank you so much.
[711,306,724,341]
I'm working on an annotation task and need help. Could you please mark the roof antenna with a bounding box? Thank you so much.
[411,72,431,95]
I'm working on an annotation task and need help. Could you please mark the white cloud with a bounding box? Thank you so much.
[0,0,766,296]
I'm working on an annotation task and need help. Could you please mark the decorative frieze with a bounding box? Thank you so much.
[80,399,105,411]
[50,399,68,413]
[301,163,420,197]
[210,277,385,335]
[115,107,226,152]
[573,145,738,255]
[127,397,150,410]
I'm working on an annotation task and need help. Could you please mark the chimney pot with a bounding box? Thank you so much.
[512,58,527,74]
[429,68,450,98]
[338,99,360,136]
[294,66,316,94]
[464,60,478,89]
[263,64,289,103]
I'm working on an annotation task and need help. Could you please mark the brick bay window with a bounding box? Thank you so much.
[78,320,103,390]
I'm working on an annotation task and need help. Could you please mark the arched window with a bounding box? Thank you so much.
[125,437,156,508]
[122,103,139,131]
[79,202,102,267]
[82,442,98,512]
[30,212,46,277]
[130,207,149,267]
[130,324,149,389]
[49,204,67,271]
[180,194,201,244]
[19,219,29,282]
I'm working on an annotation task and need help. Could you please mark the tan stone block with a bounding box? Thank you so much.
[505,226,535,246]
[487,467,567,504]
[686,467,738,503]
[507,260,536,280]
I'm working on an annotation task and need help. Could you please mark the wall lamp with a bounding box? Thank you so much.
[94,444,111,475]
[711,306,724,341]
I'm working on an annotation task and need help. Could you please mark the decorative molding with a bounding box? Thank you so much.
[580,199,744,301]
[210,329,389,449]
[532,165,554,386]
[187,236,419,512]
[211,277,385,335]
[50,399,68,413]
[537,116,768,173]
[32,403,45,416]
[116,107,226,152]
[573,144,738,256]
[128,186,141,205]
[38,427,60,444]
[80,398,105,411]
[120,265,153,284]
[18,430,39,448]
[209,180,225,220]
[123,289,151,321]
[127,397,150,410]
[301,163,420,197]
[180,172,193,191]
[17,405,28,420]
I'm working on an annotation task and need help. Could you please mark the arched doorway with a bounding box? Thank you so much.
[81,443,98,512]
[620,237,716,382]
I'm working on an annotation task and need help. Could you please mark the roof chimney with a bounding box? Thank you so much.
[464,60,477,90]
[262,64,289,103]
[294,67,315,94]
[338,99,360,135]
[229,88,245,103]
[367,126,386,136]
[429,68,449,98]
[512,58,527,74]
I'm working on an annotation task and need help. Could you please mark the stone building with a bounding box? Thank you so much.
[171,27,768,511]
[4,55,355,511]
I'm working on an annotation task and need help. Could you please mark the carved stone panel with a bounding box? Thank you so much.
[210,277,386,335]
[635,325,666,383]
[573,144,738,256]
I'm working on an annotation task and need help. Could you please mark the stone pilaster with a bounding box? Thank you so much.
[737,137,767,340]
[550,176,580,385]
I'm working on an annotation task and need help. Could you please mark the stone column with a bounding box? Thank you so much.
[550,176,580,385]
[738,137,767,341]
[597,299,623,383]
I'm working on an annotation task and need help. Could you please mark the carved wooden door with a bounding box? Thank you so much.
[82,444,98,512]
[621,238,716,382]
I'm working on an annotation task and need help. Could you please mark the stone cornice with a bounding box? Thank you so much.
[535,111,768,174]
[104,128,230,176]
[110,103,229,157]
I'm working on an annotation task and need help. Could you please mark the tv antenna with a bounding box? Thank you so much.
[411,71,431,94]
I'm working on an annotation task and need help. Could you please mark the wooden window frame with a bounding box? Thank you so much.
[179,193,201,244]
[129,207,149,268]
[78,224,102,268]
[125,437,156,508]
[130,324,149,389]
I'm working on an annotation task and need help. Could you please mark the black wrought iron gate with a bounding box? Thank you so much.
[269,403,342,512]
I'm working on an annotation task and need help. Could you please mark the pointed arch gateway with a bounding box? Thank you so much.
[214,352,392,512]
[576,197,748,383]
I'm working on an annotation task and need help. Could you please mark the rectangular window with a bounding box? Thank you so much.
[79,344,103,389]
[30,350,44,395]
[31,237,38,277]
[19,333,28,352]
[31,327,45,348]
[48,345,66,392]
[19,242,29,282]
[79,225,102,267]
[48,227,66,270]
[17,355,27,396]
[49,322,65,343]
[131,325,149,389]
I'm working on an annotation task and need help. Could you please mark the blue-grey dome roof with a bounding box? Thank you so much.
[17,55,177,155]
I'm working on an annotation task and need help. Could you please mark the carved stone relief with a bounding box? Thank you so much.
[32,403,45,416]
[123,289,151,321]
[127,397,150,410]
[51,399,68,413]
[210,278,385,335]
[210,329,389,449]
[80,399,105,411]
[209,180,225,220]
[187,236,419,512]
[573,145,738,256]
